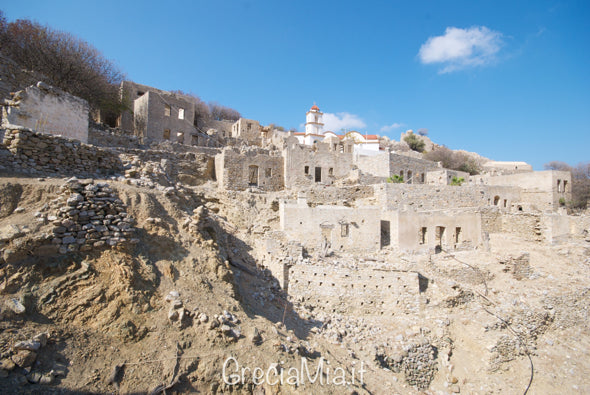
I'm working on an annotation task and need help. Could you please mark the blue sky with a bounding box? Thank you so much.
[2,0,589,169]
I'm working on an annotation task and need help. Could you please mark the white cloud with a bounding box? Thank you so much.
[380,122,404,133]
[419,26,503,73]
[322,112,366,132]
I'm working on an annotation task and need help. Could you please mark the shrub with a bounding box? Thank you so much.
[403,132,425,152]
[424,146,482,175]
[387,174,404,183]
[450,176,465,186]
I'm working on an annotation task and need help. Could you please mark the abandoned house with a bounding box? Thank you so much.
[1,82,89,143]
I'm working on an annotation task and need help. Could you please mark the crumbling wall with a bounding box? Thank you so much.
[541,213,571,244]
[1,178,138,265]
[289,262,420,315]
[354,151,390,178]
[88,124,141,148]
[120,146,218,187]
[305,185,375,206]
[389,152,440,184]
[501,213,542,241]
[375,184,520,211]
[283,137,353,188]
[231,118,261,144]
[1,129,123,177]
[485,170,572,211]
[215,147,283,191]
[387,209,483,253]
[426,169,470,185]
[280,199,380,253]
[2,82,89,143]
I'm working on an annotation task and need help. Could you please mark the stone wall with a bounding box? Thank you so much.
[385,209,483,253]
[375,184,521,211]
[426,169,470,185]
[280,198,381,253]
[288,262,421,315]
[88,124,141,149]
[215,147,283,191]
[119,146,218,187]
[231,118,262,144]
[1,129,123,177]
[283,136,353,188]
[354,151,390,179]
[1,178,137,264]
[389,152,440,184]
[305,185,376,206]
[134,90,199,145]
[501,213,542,242]
[2,82,89,143]
[482,170,572,211]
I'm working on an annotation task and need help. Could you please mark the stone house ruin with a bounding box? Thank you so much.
[279,197,381,253]
[114,81,230,147]
[215,147,283,191]
[283,135,354,188]
[382,208,483,253]
[231,118,262,144]
[1,82,89,143]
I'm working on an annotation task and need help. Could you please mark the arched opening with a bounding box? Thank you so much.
[493,195,500,205]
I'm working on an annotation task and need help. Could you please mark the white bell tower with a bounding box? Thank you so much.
[305,104,324,136]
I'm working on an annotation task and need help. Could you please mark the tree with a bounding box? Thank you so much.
[403,132,425,152]
[424,146,482,175]
[208,102,240,121]
[0,13,124,114]
[543,161,571,171]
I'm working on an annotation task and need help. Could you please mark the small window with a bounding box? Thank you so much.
[455,227,461,244]
[265,168,272,177]
[503,199,507,208]
[563,180,568,192]
[341,224,349,237]
[178,108,184,120]
[164,104,171,117]
[419,227,427,244]
[176,132,184,143]
[328,168,334,176]
[304,166,309,175]
[163,129,171,140]
[247,123,252,131]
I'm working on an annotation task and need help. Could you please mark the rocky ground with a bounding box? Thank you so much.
[0,174,589,394]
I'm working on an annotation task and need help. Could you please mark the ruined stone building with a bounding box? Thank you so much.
[115,81,231,146]
[1,82,89,143]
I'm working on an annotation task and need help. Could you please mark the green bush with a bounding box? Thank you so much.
[387,174,404,183]
[403,133,425,153]
[450,176,465,186]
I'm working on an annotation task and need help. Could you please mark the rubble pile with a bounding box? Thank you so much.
[49,177,138,253]
[376,339,438,390]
